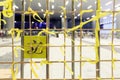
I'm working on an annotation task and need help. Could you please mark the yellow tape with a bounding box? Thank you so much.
[14,47,24,57]
[64,61,73,75]
[25,7,43,22]
[60,43,66,56]
[37,28,56,36]
[112,76,114,80]
[60,6,67,18]
[97,77,101,80]
[30,61,42,80]
[11,62,18,80]
[67,13,109,32]
[78,75,82,80]
[0,0,13,18]
[112,58,116,69]
[110,43,117,54]
[43,10,54,18]
[8,28,23,40]
[40,60,52,66]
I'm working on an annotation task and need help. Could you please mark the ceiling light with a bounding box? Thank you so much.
[38,3,41,7]
[65,1,69,5]
[32,22,34,24]
[86,17,90,20]
[91,15,95,17]
[77,3,81,7]
[60,15,62,18]
[74,16,77,19]
[105,1,112,6]
[52,5,54,9]
[13,4,19,10]
[87,5,92,9]
[78,14,80,16]
[41,9,44,12]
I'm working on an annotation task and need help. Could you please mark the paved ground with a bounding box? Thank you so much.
[0,35,120,79]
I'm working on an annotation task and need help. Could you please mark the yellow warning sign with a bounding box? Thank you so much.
[24,36,46,58]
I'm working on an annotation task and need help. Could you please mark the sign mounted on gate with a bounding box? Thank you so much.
[24,36,46,58]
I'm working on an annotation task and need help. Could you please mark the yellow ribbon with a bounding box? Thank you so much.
[43,10,54,18]
[60,6,67,18]
[8,28,23,40]
[0,0,13,18]
[97,77,101,80]
[78,75,82,80]
[112,58,116,69]
[25,7,43,22]
[37,28,56,36]
[112,76,114,80]
[60,43,66,56]
[30,61,42,80]
[67,12,109,32]
[58,60,73,75]
[11,62,18,80]
[14,47,24,57]
[40,60,52,66]
[110,43,117,54]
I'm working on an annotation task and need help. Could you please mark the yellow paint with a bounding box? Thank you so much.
[24,36,46,58]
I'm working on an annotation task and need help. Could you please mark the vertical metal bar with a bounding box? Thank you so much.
[71,0,75,79]
[96,0,100,79]
[80,0,82,78]
[0,12,1,30]
[111,0,115,79]
[46,0,50,79]
[63,0,66,79]
[21,0,25,79]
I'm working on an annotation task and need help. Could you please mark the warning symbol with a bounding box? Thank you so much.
[24,36,46,58]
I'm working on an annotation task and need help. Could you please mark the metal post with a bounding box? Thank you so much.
[71,0,75,79]
[96,0,100,79]
[21,0,25,79]
[46,0,50,79]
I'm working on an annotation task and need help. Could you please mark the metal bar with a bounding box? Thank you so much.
[96,0,100,78]
[46,0,50,79]
[63,0,66,79]
[111,0,115,79]
[80,0,83,78]
[71,0,75,79]
[21,0,25,79]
